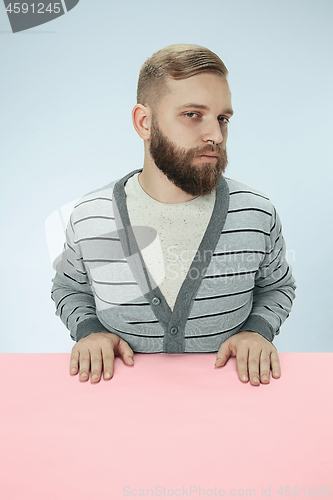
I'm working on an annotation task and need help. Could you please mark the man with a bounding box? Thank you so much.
[51,43,296,386]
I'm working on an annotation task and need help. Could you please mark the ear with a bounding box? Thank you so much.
[132,104,152,141]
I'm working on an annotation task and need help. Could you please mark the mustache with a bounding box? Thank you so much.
[187,144,224,157]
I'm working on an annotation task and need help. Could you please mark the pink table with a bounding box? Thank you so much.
[1,353,332,500]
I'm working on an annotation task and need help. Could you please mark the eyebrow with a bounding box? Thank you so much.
[177,103,234,116]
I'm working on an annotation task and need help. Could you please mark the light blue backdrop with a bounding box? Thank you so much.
[1,0,332,353]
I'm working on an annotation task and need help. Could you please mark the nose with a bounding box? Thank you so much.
[202,119,224,146]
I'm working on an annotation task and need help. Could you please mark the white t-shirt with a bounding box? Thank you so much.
[124,172,216,310]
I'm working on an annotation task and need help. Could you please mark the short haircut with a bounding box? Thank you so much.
[136,43,228,114]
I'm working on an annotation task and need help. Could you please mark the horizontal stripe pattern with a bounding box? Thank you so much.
[51,175,296,351]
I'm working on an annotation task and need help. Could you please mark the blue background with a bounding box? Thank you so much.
[0,0,332,352]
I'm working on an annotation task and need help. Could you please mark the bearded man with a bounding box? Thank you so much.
[51,44,296,386]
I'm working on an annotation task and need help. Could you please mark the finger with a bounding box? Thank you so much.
[270,350,281,378]
[259,350,271,384]
[90,347,103,383]
[101,344,115,380]
[215,341,232,367]
[69,347,79,375]
[248,347,261,386]
[78,348,91,381]
[236,343,250,383]
[116,339,135,366]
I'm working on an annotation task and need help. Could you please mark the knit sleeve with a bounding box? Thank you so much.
[50,212,110,342]
[239,206,296,342]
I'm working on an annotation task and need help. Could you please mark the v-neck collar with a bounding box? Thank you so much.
[112,168,230,353]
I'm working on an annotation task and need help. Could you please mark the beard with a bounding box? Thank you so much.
[149,115,228,197]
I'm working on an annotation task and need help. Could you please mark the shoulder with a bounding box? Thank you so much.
[71,168,142,220]
[224,177,274,214]
[69,180,117,223]
[74,180,117,208]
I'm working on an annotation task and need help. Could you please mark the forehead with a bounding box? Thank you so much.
[161,72,232,110]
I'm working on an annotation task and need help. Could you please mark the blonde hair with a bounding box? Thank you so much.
[137,43,228,113]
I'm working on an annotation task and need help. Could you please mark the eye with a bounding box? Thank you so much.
[183,113,230,123]
[184,112,200,118]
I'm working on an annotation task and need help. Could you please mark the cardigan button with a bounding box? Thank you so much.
[152,297,161,306]
[170,326,178,335]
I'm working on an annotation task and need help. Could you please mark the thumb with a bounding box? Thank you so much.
[117,339,135,365]
[215,340,232,367]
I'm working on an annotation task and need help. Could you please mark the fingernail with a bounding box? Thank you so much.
[70,368,76,374]
[242,374,248,381]
[92,374,99,380]
[81,372,87,378]
[262,375,269,381]
[273,371,280,377]
[105,372,111,378]
[253,377,259,383]
[129,357,134,363]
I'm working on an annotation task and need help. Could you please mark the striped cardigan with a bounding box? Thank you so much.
[51,169,296,353]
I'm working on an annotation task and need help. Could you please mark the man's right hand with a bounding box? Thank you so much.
[69,331,134,383]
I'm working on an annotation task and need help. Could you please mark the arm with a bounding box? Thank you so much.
[51,211,135,382]
[215,205,296,384]
[50,212,107,342]
[239,204,296,342]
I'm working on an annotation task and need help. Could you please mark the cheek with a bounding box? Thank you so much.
[157,118,187,147]
[176,123,205,148]
[169,129,196,149]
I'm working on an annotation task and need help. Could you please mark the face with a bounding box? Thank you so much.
[149,72,233,197]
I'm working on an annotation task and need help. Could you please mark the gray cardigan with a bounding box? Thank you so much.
[51,169,296,353]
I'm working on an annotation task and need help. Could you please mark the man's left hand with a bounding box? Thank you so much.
[215,331,281,385]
